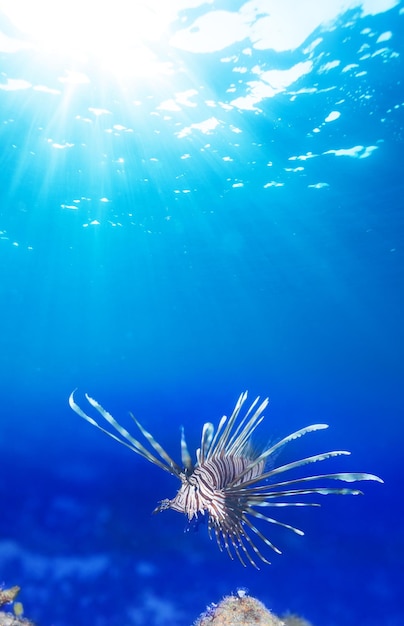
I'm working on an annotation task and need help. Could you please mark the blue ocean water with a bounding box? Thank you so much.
[0,1,403,625]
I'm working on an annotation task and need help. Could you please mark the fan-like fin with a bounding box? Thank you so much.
[199,422,214,465]
[243,516,282,555]
[205,416,227,461]
[212,392,249,456]
[249,487,366,501]
[180,427,194,472]
[69,391,181,477]
[233,472,384,495]
[234,523,273,568]
[232,449,350,489]
[231,423,330,485]
[128,413,183,475]
[225,397,268,455]
[246,507,305,536]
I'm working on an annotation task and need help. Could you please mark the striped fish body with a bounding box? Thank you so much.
[157,454,266,521]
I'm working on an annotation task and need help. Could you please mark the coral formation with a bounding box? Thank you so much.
[0,586,34,626]
[194,591,313,625]
[282,615,313,626]
[1,584,313,625]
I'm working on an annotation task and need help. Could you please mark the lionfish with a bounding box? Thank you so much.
[69,390,382,568]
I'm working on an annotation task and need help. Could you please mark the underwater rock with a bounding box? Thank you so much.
[0,617,35,626]
[194,592,313,625]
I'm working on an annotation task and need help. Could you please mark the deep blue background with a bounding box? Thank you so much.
[0,2,403,625]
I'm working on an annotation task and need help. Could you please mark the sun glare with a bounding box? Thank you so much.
[0,0,178,76]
